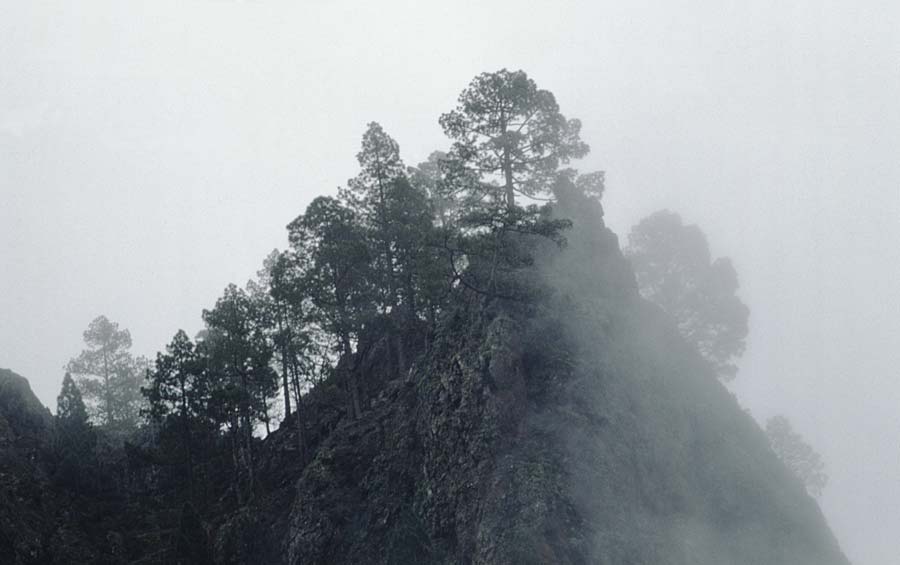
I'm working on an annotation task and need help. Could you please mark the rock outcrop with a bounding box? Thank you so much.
[0,190,850,564]
[0,368,99,564]
[267,189,849,564]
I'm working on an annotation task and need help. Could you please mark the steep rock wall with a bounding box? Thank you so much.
[274,190,849,564]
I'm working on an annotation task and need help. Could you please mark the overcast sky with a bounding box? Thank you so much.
[2,2,898,563]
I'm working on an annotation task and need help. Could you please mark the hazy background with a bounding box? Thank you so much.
[1,2,897,563]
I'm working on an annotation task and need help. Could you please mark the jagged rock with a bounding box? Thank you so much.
[176,502,212,565]
[0,189,851,564]
[0,369,95,564]
[272,189,849,564]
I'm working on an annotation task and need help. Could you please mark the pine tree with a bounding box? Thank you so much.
[201,284,278,501]
[625,211,749,380]
[268,249,329,457]
[286,196,374,418]
[143,329,212,495]
[57,372,89,425]
[53,372,96,491]
[439,69,589,214]
[66,315,145,433]
[436,70,595,300]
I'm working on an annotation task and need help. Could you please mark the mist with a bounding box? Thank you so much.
[2,2,899,563]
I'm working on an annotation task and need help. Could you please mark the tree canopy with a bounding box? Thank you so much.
[440,69,589,213]
[53,372,96,492]
[625,210,749,380]
[57,68,610,508]
[66,315,146,433]
[766,415,828,497]
[57,372,89,426]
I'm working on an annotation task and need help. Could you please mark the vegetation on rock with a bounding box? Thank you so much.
[0,70,847,564]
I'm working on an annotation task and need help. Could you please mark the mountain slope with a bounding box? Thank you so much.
[0,190,849,564]
[0,368,102,564]
[266,189,849,564]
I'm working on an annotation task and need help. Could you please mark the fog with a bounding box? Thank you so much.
[1,2,898,563]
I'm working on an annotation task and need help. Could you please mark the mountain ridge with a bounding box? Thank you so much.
[0,192,850,563]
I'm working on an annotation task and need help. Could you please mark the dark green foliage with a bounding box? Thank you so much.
[255,249,333,457]
[439,68,589,212]
[53,373,96,493]
[143,330,213,498]
[245,252,294,429]
[284,195,386,419]
[625,210,750,380]
[1,69,847,564]
[202,284,279,432]
[339,123,407,313]
[342,122,407,222]
[57,372,89,425]
[271,125,456,422]
[387,176,453,320]
[268,250,329,389]
[433,70,603,304]
[286,196,374,355]
[0,369,95,564]
[201,284,279,501]
[340,123,451,322]
[144,330,208,424]
[439,203,572,301]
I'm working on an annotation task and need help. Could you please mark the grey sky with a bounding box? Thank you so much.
[1,2,898,563]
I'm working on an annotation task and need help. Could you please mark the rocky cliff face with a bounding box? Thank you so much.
[0,368,101,564]
[266,190,848,564]
[0,192,850,564]
[0,367,51,561]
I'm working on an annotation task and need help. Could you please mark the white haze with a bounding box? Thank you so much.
[1,2,898,563]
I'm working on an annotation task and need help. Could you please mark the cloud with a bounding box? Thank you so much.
[0,102,57,137]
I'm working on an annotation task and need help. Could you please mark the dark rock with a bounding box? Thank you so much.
[176,502,212,565]
[0,189,851,564]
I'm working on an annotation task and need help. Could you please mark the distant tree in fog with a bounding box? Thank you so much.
[625,210,749,380]
[409,151,455,226]
[766,415,828,497]
[66,315,146,433]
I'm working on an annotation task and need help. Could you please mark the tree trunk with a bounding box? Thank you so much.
[501,116,516,212]
[504,164,515,211]
[341,333,362,420]
[230,426,242,506]
[289,356,306,460]
[180,382,195,501]
[244,423,255,497]
[375,156,399,312]
[103,349,112,427]
[280,318,291,418]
